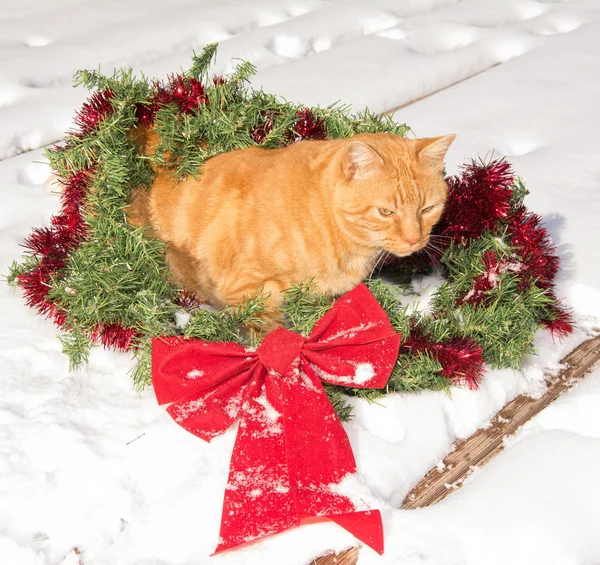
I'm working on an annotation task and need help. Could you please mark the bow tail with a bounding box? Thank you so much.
[214,370,298,553]
[213,365,384,555]
[280,363,384,554]
[329,511,384,555]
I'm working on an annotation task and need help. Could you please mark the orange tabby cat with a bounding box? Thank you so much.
[127,132,455,328]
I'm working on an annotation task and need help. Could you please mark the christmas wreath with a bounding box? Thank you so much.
[8,44,573,419]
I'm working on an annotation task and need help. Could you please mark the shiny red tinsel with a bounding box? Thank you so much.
[136,75,211,125]
[402,329,485,390]
[91,323,138,350]
[294,108,326,141]
[543,303,575,339]
[174,290,202,310]
[459,251,502,307]
[75,89,115,135]
[438,158,514,245]
[250,110,276,144]
[156,75,208,114]
[507,208,559,290]
[17,170,90,326]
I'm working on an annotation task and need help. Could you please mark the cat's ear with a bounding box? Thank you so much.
[343,141,385,180]
[417,134,456,166]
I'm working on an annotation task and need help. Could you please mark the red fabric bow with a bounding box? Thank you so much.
[153,283,401,554]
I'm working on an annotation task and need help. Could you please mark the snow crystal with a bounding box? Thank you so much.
[254,386,281,423]
[173,398,205,423]
[175,310,191,329]
[328,473,382,512]
[352,363,375,385]
[309,362,375,386]
[309,363,354,386]
[224,396,242,419]
[185,369,204,380]
[320,321,379,344]
[298,367,320,393]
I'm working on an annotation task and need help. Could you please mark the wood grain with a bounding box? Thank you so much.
[311,547,359,565]
[401,334,600,509]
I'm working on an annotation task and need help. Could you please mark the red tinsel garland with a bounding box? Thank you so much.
[17,169,90,327]
[249,110,275,144]
[75,89,115,135]
[294,108,326,140]
[401,329,484,390]
[438,159,514,244]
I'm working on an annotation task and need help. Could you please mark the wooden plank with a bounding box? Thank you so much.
[311,547,359,565]
[401,334,600,509]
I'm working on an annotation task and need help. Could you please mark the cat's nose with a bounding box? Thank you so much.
[404,235,421,246]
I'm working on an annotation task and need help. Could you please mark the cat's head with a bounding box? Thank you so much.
[335,133,456,257]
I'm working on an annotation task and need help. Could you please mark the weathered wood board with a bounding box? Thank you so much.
[311,547,359,565]
[401,333,600,509]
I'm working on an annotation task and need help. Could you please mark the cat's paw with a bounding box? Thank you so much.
[245,310,285,338]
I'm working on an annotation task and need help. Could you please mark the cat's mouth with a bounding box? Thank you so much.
[385,240,428,257]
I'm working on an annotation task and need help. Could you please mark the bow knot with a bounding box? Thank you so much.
[256,326,306,375]
[153,283,401,555]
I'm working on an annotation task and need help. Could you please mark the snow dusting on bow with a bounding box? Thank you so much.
[185,368,205,380]
[309,361,376,386]
[172,398,205,424]
[254,385,281,423]
[321,321,381,343]
[329,473,384,513]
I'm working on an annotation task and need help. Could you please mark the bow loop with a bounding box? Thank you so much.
[303,283,401,389]
[152,337,257,405]
[152,337,260,441]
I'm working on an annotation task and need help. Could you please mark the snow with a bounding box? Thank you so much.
[309,361,376,386]
[328,473,384,513]
[1,1,600,564]
[253,387,282,423]
[353,363,375,385]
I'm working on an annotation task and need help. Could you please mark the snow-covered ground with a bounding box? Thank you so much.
[1,1,600,564]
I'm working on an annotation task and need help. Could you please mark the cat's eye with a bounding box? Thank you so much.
[378,208,394,217]
[421,205,434,214]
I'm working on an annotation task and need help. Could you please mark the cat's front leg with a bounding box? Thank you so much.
[219,279,286,335]
[165,244,213,304]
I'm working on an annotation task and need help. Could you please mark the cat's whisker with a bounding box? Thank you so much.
[377,251,392,277]
[426,242,444,255]
[429,235,452,245]
[420,248,435,266]
[367,253,380,280]
[368,250,390,279]
[429,235,451,244]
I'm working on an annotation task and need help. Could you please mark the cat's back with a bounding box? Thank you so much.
[199,138,342,197]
